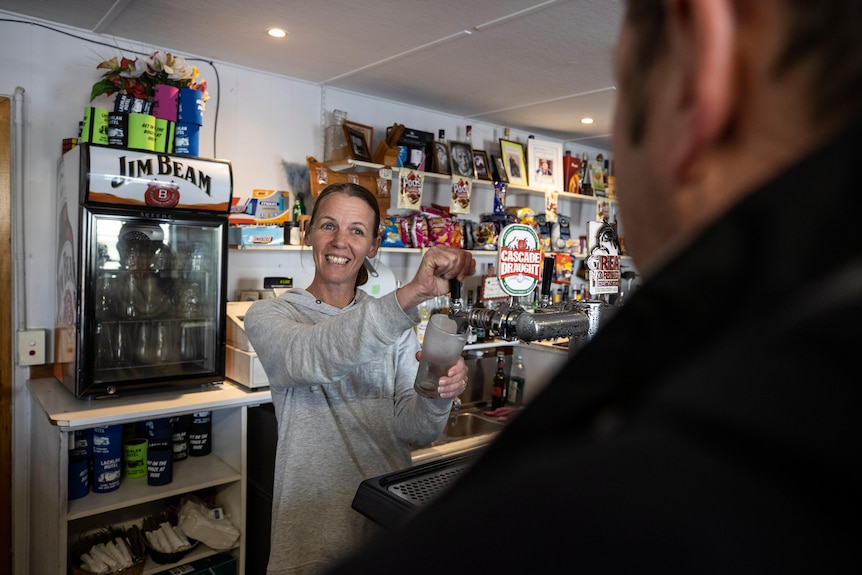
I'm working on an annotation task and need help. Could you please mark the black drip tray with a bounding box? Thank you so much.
[385,459,471,505]
[352,450,480,529]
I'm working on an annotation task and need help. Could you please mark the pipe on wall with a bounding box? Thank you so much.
[11,86,26,332]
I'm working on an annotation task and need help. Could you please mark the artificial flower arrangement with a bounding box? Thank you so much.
[90,51,209,107]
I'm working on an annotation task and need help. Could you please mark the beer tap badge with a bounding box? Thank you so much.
[586,219,621,295]
[497,223,542,297]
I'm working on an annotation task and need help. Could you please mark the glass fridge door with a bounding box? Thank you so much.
[82,209,227,395]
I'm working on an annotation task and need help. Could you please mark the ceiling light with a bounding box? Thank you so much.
[267,28,287,38]
[581,117,594,124]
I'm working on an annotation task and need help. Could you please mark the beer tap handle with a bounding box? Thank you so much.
[448,278,468,334]
[540,255,555,307]
[449,278,462,303]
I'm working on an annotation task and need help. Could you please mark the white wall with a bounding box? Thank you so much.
[0,10,609,574]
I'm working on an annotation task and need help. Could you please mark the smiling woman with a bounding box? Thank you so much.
[241,181,475,573]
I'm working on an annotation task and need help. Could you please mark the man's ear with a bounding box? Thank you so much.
[667,0,735,180]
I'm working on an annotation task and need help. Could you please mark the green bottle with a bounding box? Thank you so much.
[292,192,306,222]
[507,352,526,407]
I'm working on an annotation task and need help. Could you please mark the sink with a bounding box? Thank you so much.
[440,412,505,439]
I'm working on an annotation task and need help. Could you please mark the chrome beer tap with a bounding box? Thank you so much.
[449,256,616,353]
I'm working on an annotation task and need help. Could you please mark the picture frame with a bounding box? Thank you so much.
[491,154,508,183]
[343,123,373,162]
[499,138,527,186]
[433,140,450,175]
[473,150,492,181]
[343,120,374,155]
[448,140,476,178]
[527,138,563,191]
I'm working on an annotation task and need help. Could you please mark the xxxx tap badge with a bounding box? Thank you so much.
[497,223,542,297]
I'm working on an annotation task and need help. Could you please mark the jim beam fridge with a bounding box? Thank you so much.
[55,143,233,398]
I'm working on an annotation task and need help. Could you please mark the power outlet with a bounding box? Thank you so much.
[17,329,46,366]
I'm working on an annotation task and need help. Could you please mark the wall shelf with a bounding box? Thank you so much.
[327,159,616,202]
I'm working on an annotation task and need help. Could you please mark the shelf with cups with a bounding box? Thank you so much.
[28,377,270,574]
[94,266,213,377]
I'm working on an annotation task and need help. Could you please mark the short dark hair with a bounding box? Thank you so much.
[775,0,862,123]
[309,182,381,287]
[622,0,862,141]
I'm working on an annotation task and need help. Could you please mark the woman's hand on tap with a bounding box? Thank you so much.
[397,246,475,311]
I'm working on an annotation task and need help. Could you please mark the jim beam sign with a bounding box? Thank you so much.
[586,220,621,295]
[497,223,542,297]
[81,144,233,212]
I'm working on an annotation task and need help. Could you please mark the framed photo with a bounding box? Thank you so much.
[344,121,374,154]
[343,123,373,162]
[448,140,476,179]
[500,139,527,186]
[527,138,563,191]
[433,140,450,175]
[473,150,492,181]
[491,154,508,183]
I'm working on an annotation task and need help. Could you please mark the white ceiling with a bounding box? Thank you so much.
[0,0,622,149]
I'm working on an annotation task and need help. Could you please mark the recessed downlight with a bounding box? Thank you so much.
[581,117,594,124]
[267,28,287,38]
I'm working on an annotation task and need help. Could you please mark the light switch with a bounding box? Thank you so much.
[17,329,46,366]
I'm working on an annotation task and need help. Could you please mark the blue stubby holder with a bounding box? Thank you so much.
[175,123,200,156]
[178,88,204,125]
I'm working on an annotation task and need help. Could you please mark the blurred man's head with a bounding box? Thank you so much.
[611,0,862,277]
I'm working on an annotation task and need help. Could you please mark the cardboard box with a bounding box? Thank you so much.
[226,344,269,389]
[386,125,434,170]
[228,225,284,246]
[226,301,255,350]
[228,190,290,225]
[249,189,289,220]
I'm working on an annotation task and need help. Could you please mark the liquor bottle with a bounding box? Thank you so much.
[416,300,431,344]
[292,191,306,222]
[507,352,526,407]
[492,351,507,409]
